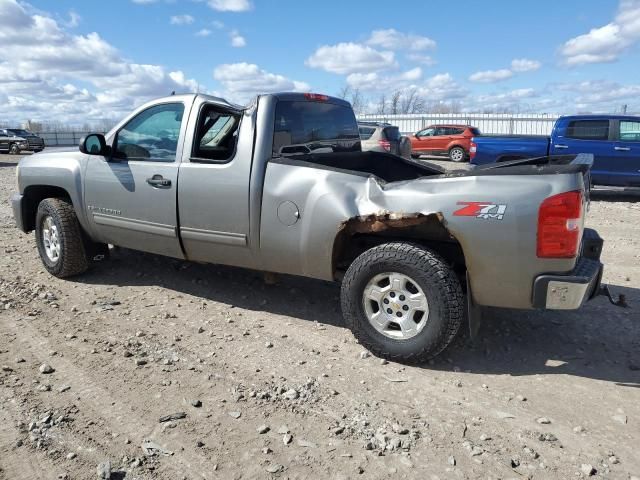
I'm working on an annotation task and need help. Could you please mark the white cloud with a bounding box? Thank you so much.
[416,73,467,102]
[366,29,436,51]
[306,42,396,75]
[207,0,252,12]
[64,10,81,28]
[132,0,157,4]
[195,28,212,37]
[212,20,225,29]
[230,29,246,47]
[469,69,513,83]
[213,62,309,102]
[0,0,199,124]
[406,53,436,66]
[346,67,422,91]
[510,58,541,72]
[560,0,640,66]
[170,14,194,25]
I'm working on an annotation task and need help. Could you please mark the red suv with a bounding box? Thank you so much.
[410,124,481,162]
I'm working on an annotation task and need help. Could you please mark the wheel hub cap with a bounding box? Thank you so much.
[362,272,429,340]
[42,216,61,263]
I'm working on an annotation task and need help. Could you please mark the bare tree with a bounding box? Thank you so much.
[375,93,387,115]
[336,85,366,115]
[389,90,402,115]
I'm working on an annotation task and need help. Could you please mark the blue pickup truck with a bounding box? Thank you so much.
[470,115,640,187]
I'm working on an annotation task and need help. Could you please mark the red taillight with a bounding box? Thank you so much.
[469,141,477,160]
[304,93,329,102]
[378,140,391,151]
[537,191,583,258]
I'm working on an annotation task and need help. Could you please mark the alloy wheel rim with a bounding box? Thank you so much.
[42,216,61,263]
[362,272,430,340]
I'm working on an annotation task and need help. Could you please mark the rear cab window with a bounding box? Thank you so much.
[565,120,610,140]
[273,100,360,156]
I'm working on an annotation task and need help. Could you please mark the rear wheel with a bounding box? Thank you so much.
[35,198,89,278]
[448,146,466,162]
[411,153,421,159]
[341,242,464,363]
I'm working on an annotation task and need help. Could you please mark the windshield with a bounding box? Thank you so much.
[273,100,360,156]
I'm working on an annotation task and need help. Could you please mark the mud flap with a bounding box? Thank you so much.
[466,272,482,341]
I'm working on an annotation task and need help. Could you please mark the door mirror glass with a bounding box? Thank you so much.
[79,133,108,156]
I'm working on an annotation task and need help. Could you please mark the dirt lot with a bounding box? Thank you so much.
[1,152,639,480]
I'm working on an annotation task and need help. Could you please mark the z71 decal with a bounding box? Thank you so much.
[454,202,507,220]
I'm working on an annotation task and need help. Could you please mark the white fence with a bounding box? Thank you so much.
[356,113,561,136]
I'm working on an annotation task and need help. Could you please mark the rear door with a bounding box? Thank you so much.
[552,119,615,185]
[84,101,188,258]
[612,119,640,186]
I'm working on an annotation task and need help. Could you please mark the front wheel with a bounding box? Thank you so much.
[9,143,20,155]
[448,146,466,162]
[35,198,89,278]
[341,242,464,363]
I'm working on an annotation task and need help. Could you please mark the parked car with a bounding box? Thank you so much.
[410,124,480,162]
[358,121,411,159]
[12,92,610,362]
[469,115,640,187]
[0,130,29,155]
[0,128,45,153]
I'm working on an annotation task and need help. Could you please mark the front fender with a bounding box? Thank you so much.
[18,152,92,235]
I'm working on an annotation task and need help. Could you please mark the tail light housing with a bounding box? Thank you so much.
[469,141,477,160]
[537,191,583,258]
[378,140,391,151]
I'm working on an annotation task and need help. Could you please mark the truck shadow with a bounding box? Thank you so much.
[77,248,639,387]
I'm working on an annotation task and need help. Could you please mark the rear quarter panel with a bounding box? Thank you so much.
[259,161,584,309]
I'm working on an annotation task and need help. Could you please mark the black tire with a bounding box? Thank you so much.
[411,153,421,159]
[9,143,20,155]
[448,146,466,162]
[35,198,89,278]
[341,242,464,363]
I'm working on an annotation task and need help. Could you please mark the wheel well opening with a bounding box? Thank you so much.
[333,212,466,280]
[22,185,72,232]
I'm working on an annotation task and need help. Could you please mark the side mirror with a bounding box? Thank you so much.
[414,133,420,139]
[79,133,110,156]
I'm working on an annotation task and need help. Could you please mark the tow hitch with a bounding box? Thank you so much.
[597,284,628,308]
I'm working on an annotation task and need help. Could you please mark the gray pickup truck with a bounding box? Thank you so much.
[11,92,609,362]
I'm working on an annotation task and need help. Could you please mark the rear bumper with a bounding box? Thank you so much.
[11,193,28,233]
[532,228,604,310]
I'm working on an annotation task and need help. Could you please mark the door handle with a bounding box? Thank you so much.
[146,175,171,187]
[614,146,631,151]
[554,144,568,149]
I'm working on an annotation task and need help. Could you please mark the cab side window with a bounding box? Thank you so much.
[565,120,609,140]
[114,103,185,162]
[191,104,241,162]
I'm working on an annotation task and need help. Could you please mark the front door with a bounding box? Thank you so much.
[84,102,188,259]
[612,119,640,186]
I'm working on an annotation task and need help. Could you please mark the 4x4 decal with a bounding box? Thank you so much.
[454,202,507,220]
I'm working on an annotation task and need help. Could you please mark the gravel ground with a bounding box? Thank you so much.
[1,152,639,480]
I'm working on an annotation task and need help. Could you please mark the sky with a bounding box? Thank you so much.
[1,0,640,126]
